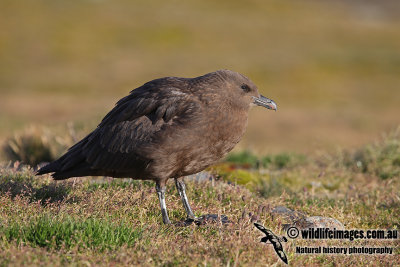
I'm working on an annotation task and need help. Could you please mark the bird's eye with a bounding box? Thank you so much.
[241,84,251,93]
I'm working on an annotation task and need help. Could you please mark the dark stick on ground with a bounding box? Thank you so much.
[36,69,277,224]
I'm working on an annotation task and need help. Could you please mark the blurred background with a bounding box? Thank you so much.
[1,0,399,156]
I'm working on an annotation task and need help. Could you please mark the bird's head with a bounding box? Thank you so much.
[213,70,277,111]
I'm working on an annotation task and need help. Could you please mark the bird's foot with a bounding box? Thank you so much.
[173,214,232,227]
[173,218,196,227]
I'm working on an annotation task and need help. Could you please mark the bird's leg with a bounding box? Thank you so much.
[156,181,171,224]
[175,177,196,220]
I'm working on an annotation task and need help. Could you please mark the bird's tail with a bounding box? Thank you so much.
[36,133,93,180]
[36,158,97,180]
[36,160,63,179]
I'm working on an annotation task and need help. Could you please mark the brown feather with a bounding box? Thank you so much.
[37,70,271,184]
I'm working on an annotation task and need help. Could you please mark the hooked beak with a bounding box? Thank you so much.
[253,95,277,111]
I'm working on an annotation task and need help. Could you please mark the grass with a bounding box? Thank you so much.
[0,129,399,266]
[225,150,307,169]
[2,216,142,251]
[0,124,83,166]
[349,127,400,179]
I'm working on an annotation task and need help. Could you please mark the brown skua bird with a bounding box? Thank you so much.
[37,70,277,224]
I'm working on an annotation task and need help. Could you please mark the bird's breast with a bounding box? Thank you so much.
[173,108,249,176]
[206,110,249,156]
[145,103,249,179]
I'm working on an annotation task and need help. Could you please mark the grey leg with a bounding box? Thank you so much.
[156,182,171,224]
[175,178,196,220]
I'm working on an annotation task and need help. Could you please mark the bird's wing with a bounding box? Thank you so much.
[55,78,200,175]
[272,244,288,264]
[98,77,192,128]
[81,78,199,171]
[254,223,288,264]
[254,223,269,234]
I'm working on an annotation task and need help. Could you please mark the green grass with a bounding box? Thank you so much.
[349,128,400,179]
[225,150,307,169]
[2,216,142,251]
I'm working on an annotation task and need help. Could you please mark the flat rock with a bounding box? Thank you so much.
[186,171,214,182]
[304,216,345,230]
[270,206,344,230]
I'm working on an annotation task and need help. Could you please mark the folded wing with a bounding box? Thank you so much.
[37,78,199,179]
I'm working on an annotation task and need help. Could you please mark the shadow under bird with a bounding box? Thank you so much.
[37,70,277,224]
